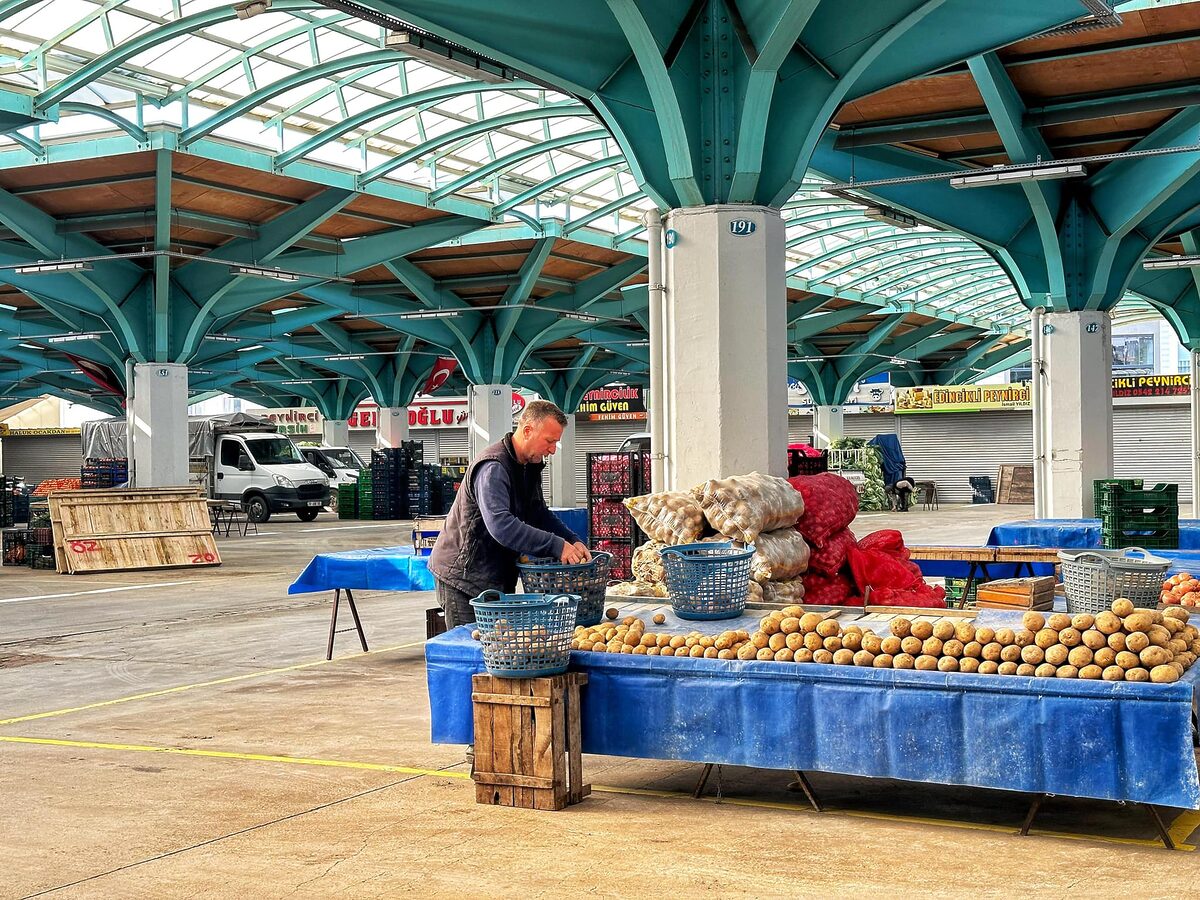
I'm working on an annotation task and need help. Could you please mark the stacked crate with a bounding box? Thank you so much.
[12,489,29,524]
[368,442,425,520]
[0,477,14,528]
[407,462,436,517]
[586,451,648,579]
[2,527,27,565]
[337,482,359,519]
[1096,481,1179,549]
[356,470,374,521]
[25,525,55,569]
[80,457,129,489]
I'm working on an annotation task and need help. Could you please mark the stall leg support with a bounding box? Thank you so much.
[345,589,369,653]
[1019,793,1047,836]
[786,770,823,812]
[326,588,370,661]
[693,763,715,799]
[1145,804,1176,850]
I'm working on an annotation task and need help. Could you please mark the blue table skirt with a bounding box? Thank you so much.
[288,546,435,594]
[552,507,588,547]
[427,627,1200,808]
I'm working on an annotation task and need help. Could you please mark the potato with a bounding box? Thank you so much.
[1093,647,1116,668]
[1000,645,1023,663]
[1013,629,1035,647]
[1163,617,1184,635]
[938,657,959,673]
[795,648,814,663]
[1140,646,1173,668]
[781,605,805,618]
[621,645,636,654]
[785,632,805,652]
[963,641,983,659]
[1058,628,1082,648]
[893,653,915,670]
[863,633,884,655]
[1045,644,1069,666]
[811,648,834,664]
[640,633,658,647]
[1023,612,1047,632]
[1034,663,1057,678]
[804,632,824,651]
[754,646,773,660]
[1163,606,1190,623]
[1123,613,1155,634]
[774,648,794,662]
[704,647,719,659]
[853,650,875,667]
[1135,607,1163,624]
[942,639,964,659]
[1102,665,1124,682]
[1035,629,1059,650]
[901,636,923,655]
[914,655,938,671]
[833,648,855,665]
[1047,613,1072,632]
[1071,613,1096,632]
[842,631,863,652]
[780,617,801,635]
[1016,663,1036,677]
[670,635,688,649]
[824,636,843,652]
[982,642,1003,662]
[975,626,996,645]
[623,631,641,647]
[978,660,999,675]
[1021,645,1045,665]
[622,615,639,627]
[1115,650,1141,670]
[1055,665,1078,679]
[653,613,667,625]
[712,648,730,659]
[954,622,976,644]
[1150,665,1179,684]
[1170,639,1189,655]
[1125,632,1149,653]
[760,616,781,635]
[659,646,674,656]
[1111,597,1134,617]
[737,643,757,661]
[933,620,956,641]
[1125,666,1150,682]
[605,607,619,620]
[1078,664,1103,680]
[958,657,980,674]
[750,632,770,649]
[714,632,735,651]
[1094,612,1123,635]
[890,617,913,638]
[816,620,841,638]
[769,633,788,652]
[912,621,934,641]
[1068,646,1093,668]
[1081,630,1107,651]
[874,653,895,669]
[922,637,944,657]
[1148,626,1172,649]
[881,636,902,656]
[1106,632,1127,652]
[800,613,824,633]
[998,661,1019,676]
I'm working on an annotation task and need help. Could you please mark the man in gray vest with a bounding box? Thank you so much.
[429,399,589,627]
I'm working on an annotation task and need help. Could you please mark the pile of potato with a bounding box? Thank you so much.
[566,598,1198,684]
[473,620,569,656]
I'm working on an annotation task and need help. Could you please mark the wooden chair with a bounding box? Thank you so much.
[914,481,939,511]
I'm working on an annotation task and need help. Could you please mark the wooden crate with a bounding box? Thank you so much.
[996,464,1035,504]
[471,672,589,810]
[48,487,221,575]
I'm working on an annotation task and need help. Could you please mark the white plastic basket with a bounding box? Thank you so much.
[1057,547,1169,614]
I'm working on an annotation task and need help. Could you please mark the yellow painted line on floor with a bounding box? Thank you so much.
[1169,810,1200,846]
[4,734,1193,852]
[0,639,427,727]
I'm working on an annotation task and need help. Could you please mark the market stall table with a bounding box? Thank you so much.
[989,519,1200,551]
[427,608,1200,841]
[909,545,1060,605]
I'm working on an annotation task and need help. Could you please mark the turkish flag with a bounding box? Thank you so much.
[64,353,125,401]
[421,357,458,395]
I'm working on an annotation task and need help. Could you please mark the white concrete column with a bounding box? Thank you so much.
[813,405,844,450]
[468,383,513,460]
[376,406,410,448]
[130,362,188,487]
[549,413,577,508]
[1191,350,1200,517]
[662,205,787,487]
[1043,310,1113,517]
[322,418,349,446]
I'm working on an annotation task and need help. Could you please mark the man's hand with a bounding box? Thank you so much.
[560,541,592,565]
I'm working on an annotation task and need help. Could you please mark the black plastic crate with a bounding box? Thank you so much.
[2,528,30,566]
[587,452,640,498]
[594,539,632,580]
[787,449,829,477]
[589,498,632,540]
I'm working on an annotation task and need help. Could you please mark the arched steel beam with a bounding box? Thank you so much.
[492,157,626,215]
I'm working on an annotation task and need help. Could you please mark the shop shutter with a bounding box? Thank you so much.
[845,413,895,440]
[788,414,812,445]
[437,428,469,461]
[1113,405,1192,502]
[897,411,1034,504]
[2,435,85,484]
[348,429,376,459]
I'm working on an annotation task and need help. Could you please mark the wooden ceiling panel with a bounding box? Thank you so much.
[308,215,392,239]
[171,156,316,202]
[411,239,532,260]
[0,152,154,191]
[836,75,982,127]
[341,193,445,223]
[173,181,292,222]
[1040,109,1175,140]
[555,240,626,265]
[1008,48,1198,101]
[908,131,1005,156]
[1057,139,1137,159]
[28,180,157,216]
[417,256,518,278]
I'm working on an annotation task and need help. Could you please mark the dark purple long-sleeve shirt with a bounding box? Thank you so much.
[474,459,580,559]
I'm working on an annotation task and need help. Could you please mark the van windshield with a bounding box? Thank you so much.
[325,448,364,470]
[245,437,303,466]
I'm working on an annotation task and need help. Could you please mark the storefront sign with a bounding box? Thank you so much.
[4,427,81,436]
[576,385,646,422]
[259,407,322,435]
[894,382,1032,415]
[1111,374,1191,399]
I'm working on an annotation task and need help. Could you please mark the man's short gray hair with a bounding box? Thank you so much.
[518,399,568,429]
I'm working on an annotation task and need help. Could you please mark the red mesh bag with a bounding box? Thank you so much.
[847,529,946,609]
[801,570,862,607]
[788,473,859,548]
[807,527,857,576]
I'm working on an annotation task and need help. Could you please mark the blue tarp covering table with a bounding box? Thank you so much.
[989,519,1200,551]
[427,626,1200,809]
[288,546,434,594]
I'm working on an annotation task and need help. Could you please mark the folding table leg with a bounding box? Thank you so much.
[786,771,823,811]
[326,589,341,661]
[692,763,714,799]
[1144,804,1176,850]
[1019,792,1047,835]
[959,563,979,610]
[345,588,369,652]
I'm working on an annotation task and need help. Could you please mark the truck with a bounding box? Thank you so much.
[81,412,331,523]
[297,444,366,488]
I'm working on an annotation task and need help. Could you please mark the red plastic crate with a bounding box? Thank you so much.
[595,540,632,580]
[588,453,637,497]
[589,499,632,539]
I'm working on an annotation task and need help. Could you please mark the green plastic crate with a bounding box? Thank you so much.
[1092,478,1142,514]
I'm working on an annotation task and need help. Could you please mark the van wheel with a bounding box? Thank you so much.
[296,509,320,522]
[245,495,271,523]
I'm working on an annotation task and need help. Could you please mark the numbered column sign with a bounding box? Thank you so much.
[729,219,756,236]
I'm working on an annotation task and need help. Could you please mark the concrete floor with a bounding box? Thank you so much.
[2,506,1199,898]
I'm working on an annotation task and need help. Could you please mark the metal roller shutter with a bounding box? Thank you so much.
[348,430,376,459]
[437,428,468,460]
[845,413,895,440]
[2,435,84,483]
[897,411,1034,504]
[788,415,812,445]
[1113,405,1192,502]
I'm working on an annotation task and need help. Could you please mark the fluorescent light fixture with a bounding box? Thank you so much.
[324,354,365,362]
[385,31,512,84]
[231,264,300,283]
[14,260,94,275]
[396,309,461,320]
[270,306,302,315]
[236,344,264,352]
[861,206,918,229]
[204,334,243,343]
[0,302,16,310]
[46,331,105,343]
[280,379,313,385]
[1142,254,1200,270]
[560,311,602,323]
[950,163,1087,189]
[18,342,41,349]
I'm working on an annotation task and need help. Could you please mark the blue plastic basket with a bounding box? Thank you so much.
[659,541,755,620]
[469,590,580,677]
[516,551,612,627]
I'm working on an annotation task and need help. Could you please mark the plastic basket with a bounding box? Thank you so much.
[1057,547,1169,615]
[469,590,580,678]
[660,541,755,620]
[517,552,612,627]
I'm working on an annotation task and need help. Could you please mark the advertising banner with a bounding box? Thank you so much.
[575,385,646,421]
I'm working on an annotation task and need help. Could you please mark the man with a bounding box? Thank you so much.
[429,399,590,627]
